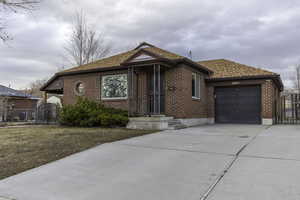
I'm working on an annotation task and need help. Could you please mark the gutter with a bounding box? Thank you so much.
[206,74,284,91]
[40,65,126,91]
[174,58,214,75]
[41,57,213,91]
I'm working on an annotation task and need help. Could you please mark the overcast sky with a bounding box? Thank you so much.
[1,0,300,89]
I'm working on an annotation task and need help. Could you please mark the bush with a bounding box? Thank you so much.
[59,97,129,127]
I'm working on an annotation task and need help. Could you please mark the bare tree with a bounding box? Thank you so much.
[24,78,47,98]
[0,0,40,41]
[64,11,111,66]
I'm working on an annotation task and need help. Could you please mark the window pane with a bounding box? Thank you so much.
[196,74,200,98]
[192,74,196,97]
[192,73,201,98]
[101,74,128,99]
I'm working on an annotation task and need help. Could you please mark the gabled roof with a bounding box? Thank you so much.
[198,59,277,79]
[198,59,283,90]
[0,85,36,98]
[60,43,184,74]
[41,43,283,91]
[41,42,212,91]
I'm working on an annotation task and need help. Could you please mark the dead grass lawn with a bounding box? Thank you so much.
[0,126,155,180]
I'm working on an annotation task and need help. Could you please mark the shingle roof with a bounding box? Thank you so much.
[42,43,283,91]
[0,85,32,98]
[198,59,277,79]
[61,46,183,74]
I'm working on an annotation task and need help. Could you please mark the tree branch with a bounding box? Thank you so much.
[1,0,40,12]
[0,0,41,42]
[63,11,111,67]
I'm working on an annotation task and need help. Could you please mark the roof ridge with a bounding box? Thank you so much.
[146,46,184,58]
[60,48,138,73]
[198,58,227,62]
[134,42,156,50]
[59,44,185,74]
[198,59,277,75]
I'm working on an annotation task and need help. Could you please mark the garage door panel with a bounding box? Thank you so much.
[215,86,261,124]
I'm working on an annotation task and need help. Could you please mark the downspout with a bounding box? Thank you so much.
[153,64,156,115]
[158,64,161,114]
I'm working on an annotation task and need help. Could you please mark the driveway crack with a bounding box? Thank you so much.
[199,131,260,200]
[118,143,234,157]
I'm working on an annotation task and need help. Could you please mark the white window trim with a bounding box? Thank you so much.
[192,72,201,99]
[101,74,128,100]
[101,97,128,100]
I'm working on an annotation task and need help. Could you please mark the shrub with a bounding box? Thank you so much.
[59,97,129,127]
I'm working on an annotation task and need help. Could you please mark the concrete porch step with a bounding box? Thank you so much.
[127,116,213,130]
[167,119,188,130]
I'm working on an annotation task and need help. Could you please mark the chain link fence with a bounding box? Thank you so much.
[36,103,59,124]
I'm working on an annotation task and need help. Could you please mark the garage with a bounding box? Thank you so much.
[215,85,261,124]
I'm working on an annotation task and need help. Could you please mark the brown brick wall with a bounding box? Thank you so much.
[62,66,209,118]
[60,67,280,122]
[261,79,276,119]
[261,79,278,119]
[206,79,279,120]
[165,64,208,118]
[207,86,215,118]
[63,70,129,110]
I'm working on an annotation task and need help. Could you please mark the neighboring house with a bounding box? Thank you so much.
[0,85,39,122]
[41,42,283,129]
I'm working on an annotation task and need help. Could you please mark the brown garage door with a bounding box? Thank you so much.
[215,85,261,124]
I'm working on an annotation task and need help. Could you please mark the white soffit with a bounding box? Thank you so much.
[129,54,156,62]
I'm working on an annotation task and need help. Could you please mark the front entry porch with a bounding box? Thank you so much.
[126,63,186,130]
[127,63,166,117]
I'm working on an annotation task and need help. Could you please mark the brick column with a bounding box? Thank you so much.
[261,80,274,125]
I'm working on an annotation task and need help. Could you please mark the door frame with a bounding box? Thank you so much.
[147,68,165,115]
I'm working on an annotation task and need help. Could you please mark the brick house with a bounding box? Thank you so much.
[0,85,39,122]
[41,42,283,129]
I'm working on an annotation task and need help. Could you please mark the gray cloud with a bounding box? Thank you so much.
[1,0,300,89]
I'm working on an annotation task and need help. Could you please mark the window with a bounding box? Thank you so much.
[101,74,128,99]
[192,73,201,99]
[74,81,85,96]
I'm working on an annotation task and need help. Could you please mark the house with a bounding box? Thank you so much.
[41,42,283,129]
[0,85,39,122]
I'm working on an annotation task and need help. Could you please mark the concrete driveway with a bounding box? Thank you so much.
[0,125,299,200]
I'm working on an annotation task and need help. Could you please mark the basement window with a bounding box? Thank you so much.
[192,73,201,99]
[101,74,128,100]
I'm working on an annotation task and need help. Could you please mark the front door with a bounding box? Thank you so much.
[148,70,165,114]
